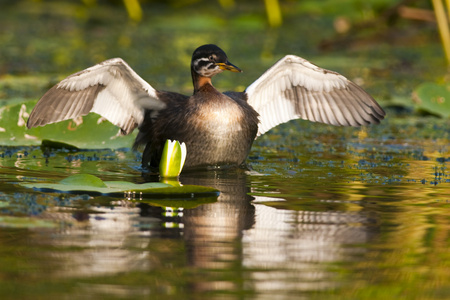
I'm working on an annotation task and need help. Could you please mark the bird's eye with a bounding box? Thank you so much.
[209,55,214,61]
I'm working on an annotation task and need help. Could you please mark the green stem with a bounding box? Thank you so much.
[432,0,450,64]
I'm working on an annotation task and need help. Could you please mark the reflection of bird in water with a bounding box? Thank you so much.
[27,44,385,170]
[140,169,256,293]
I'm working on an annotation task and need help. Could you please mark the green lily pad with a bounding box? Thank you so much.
[21,174,219,199]
[59,174,107,187]
[0,99,136,148]
[41,139,79,151]
[414,82,450,118]
[142,197,216,209]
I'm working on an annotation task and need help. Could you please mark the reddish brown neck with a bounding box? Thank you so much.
[191,68,212,93]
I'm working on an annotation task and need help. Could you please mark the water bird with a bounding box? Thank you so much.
[27,44,385,170]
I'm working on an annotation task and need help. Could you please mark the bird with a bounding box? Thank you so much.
[27,44,385,171]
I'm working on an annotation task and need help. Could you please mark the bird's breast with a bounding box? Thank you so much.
[180,94,257,168]
[193,100,244,134]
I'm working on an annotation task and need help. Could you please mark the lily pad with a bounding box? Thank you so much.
[21,174,219,199]
[41,139,80,151]
[0,99,136,148]
[413,82,450,118]
[59,174,107,187]
[142,197,217,209]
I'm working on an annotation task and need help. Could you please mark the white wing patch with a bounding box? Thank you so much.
[28,58,166,135]
[245,55,385,136]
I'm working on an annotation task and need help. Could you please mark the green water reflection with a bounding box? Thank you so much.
[0,117,449,299]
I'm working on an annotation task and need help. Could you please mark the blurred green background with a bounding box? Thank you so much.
[0,0,447,110]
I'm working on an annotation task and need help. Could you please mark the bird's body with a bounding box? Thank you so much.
[140,87,258,169]
[27,44,385,171]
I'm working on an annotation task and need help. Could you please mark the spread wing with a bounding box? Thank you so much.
[245,55,386,136]
[27,58,166,134]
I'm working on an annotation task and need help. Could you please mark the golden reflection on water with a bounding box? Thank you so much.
[4,170,385,298]
[43,206,151,279]
[242,203,373,292]
[0,124,449,299]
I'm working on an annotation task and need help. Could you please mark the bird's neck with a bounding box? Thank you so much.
[191,68,213,93]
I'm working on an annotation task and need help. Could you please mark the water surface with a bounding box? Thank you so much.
[1,117,449,299]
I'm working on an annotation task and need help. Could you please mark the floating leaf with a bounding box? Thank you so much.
[22,175,171,195]
[59,174,107,188]
[414,82,450,118]
[0,99,136,148]
[41,139,79,151]
[142,197,216,209]
[21,174,219,199]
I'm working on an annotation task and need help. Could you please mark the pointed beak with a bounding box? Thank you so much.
[217,61,242,73]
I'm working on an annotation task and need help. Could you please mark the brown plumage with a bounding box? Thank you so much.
[27,44,385,171]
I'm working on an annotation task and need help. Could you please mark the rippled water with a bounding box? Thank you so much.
[0,117,449,299]
[1,0,449,298]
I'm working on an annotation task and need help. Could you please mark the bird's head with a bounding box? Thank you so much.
[191,44,242,78]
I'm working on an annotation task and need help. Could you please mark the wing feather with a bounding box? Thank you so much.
[27,58,166,135]
[316,93,331,124]
[318,93,338,126]
[245,55,385,136]
[322,91,348,126]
